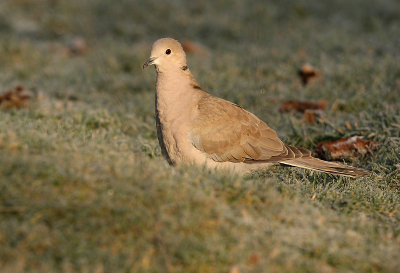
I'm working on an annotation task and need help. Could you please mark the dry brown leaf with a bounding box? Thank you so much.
[229,266,241,273]
[248,253,260,265]
[298,63,321,86]
[279,100,327,113]
[316,136,378,161]
[181,39,209,55]
[302,109,324,124]
[67,37,87,55]
[0,85,31,109]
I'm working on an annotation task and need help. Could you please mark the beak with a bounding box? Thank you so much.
[142,57,157,69]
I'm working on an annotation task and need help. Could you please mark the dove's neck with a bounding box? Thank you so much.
[155,67,200,120]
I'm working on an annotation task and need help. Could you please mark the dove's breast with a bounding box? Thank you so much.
[154,83,203,165]
[155,105,192,165]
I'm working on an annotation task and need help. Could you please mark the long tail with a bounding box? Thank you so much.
[280,157,369,178]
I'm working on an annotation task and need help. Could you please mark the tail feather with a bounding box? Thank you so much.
[280,157,369,178]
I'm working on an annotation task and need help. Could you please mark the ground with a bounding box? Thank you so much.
[0,0,399,272]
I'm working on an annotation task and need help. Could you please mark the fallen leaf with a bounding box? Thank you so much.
[230,266,241,273]
[0,86,32,109]
[316,136,378,161]
[181,40,209,55]
[298,63,321,86]
[279,100,327,113]
[248,253,260,265]
[67,36,87,55]
[302,109,324,124]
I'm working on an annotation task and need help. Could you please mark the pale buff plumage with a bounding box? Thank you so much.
[143,38,368,177]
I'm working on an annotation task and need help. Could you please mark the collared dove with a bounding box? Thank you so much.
[143,38,368,177]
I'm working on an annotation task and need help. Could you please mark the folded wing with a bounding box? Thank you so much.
[191,95,311,163]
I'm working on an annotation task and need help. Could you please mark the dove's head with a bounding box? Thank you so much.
[143,38,187,71]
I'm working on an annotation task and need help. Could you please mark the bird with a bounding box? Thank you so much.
[143,38,369,177]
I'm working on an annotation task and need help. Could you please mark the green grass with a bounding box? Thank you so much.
[0,0,399,272]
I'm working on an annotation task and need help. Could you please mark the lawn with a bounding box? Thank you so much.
[0,0,399,272]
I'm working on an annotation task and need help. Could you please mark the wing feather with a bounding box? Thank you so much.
[191,95,307,163]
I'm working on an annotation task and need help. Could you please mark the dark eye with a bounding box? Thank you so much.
[165,49,171,55]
